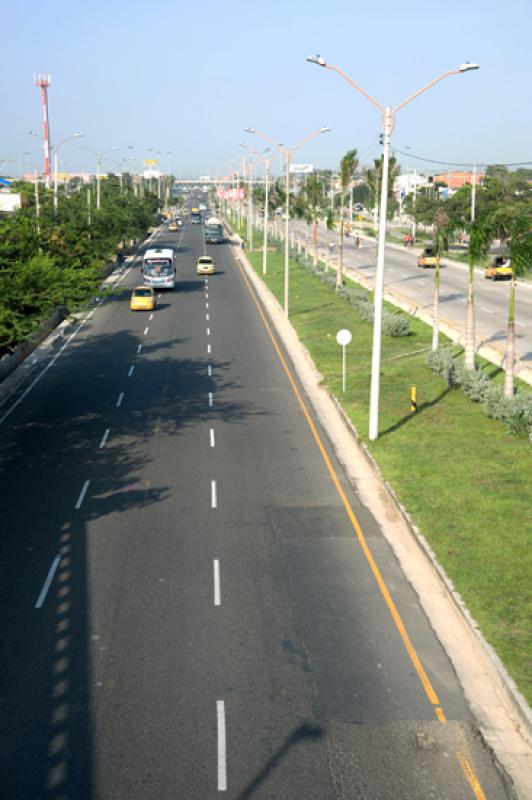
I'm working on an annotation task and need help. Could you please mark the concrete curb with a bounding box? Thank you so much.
[226,225,532,799]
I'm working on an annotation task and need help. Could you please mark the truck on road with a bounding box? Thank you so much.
[204,217,224,244]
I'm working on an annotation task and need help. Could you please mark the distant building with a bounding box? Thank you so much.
[394,173,429,200]
[432,171,484,189]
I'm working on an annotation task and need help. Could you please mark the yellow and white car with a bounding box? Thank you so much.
[130,286,156,311]
[417,246,440,269]
[168,221,178,231]
[196,256,215,275]
[484,256,512,281]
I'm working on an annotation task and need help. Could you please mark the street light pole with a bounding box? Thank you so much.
[244,125,330,317]
[263,157,270,275]
[307,54,479,440]
[79,146,120,210]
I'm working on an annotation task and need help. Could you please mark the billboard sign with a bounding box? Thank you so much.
[0,192,21,213]
[289,164,314,174]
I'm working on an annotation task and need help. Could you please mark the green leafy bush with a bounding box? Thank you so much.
[427,347,532,437]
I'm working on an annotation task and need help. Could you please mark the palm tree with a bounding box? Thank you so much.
[337,149,358,288]
[489,209,532,396]
[464,221,490,370]
[432,210,453,351]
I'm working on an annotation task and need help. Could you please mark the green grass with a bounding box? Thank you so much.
[233,216,532,706]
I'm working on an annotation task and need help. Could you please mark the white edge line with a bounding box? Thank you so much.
[217,700,227,791]
[35,555,61,609]
[211,480,217,509]
[214,559,221,606]
[75,479,90,510]
[99,428,110,449]
[0,310,92,426]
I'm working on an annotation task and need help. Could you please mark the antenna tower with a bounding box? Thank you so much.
[34,74,52,187]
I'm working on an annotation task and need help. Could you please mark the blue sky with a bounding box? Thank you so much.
[2,0,531,177]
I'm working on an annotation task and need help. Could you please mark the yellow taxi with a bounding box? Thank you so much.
[417,246,441,268]
[196,256,215,275]
[130,286,156,311]
[168,221,178,231]
[484,256,513,281]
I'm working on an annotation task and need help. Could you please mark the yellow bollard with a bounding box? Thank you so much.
[410,384,417,413]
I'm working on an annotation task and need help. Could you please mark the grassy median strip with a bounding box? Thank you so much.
[238,223,532,706]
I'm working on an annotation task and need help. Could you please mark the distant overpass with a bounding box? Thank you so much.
[173,178,223,186]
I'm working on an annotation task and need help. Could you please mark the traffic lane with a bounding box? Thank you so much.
[84,219,226,798]
[0,252,183,798]
[203,238,471,720]
[338,240,532,362]
[187,240,511,797]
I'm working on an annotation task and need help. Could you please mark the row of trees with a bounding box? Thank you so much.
[0,176,160,355]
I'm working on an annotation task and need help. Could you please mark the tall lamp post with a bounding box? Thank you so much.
[53,133,83,214]
[307,55,479,440]
[245,125,330,317]
[79,145,120,209]
[241,142,270,275]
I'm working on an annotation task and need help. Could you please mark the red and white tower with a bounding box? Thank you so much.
[34,74,52,187]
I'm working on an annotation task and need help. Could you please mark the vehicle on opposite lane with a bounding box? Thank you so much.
[417,246,441,268]
[484,255,513,280]
[196,255,215,275]
[130,286,156,311]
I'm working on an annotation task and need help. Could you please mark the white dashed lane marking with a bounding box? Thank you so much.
[35,555,61,609]
[99,428,110,449]
[75,480,90,510]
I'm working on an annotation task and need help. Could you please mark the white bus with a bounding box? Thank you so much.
[141,248,176,290]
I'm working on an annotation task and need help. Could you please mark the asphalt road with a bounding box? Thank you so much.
[292,218,532,368]
[0,196,514,798]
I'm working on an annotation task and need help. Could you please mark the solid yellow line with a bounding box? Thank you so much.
[435,706,447,723]
[235,255,440,708]
[456,753,487,800]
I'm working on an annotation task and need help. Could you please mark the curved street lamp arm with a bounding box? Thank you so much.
[393,69,461,113]
[291,127,328,152]
[247,128,284,157]
[324,63,384,112]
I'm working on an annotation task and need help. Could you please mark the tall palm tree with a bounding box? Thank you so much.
[432,210,453,351]
[337,149,358,288]
[464,221,490,370]
[490,209,532,396]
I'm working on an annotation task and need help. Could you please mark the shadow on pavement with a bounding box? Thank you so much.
[0,323,267,799]
[235,723,325,799]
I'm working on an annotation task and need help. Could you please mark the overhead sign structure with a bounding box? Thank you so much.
[143,159,159,166]
[289,164,314,174]
[336,329,352,393]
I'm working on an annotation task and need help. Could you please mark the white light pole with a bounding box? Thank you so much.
[53,132,83,215]
[307,54,479,440]
[241,142,271,271]
[245,125,330,317]
[471,164,477,222]
[80,145,120,209]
